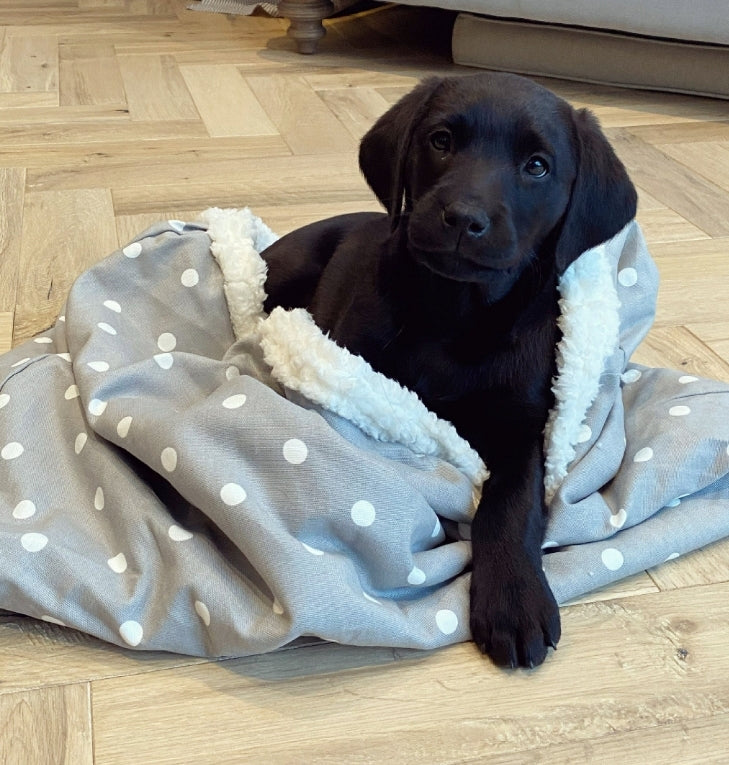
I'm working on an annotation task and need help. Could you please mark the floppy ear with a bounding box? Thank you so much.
[555,108,637,273]
[358,77,443,228]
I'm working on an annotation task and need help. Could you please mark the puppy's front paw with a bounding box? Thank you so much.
[469,563,560,669]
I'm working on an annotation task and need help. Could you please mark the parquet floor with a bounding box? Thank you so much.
[2,1,729,763]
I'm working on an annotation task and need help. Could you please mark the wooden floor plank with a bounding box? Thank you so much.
[632,326,729,383]
[658,141,729,194]
[627,120,729,145]
[0,683,93,765]
[0,614,214,695]
[0,166,25,312]
[0,311,13,354]
[0,118,208,148]
[0,32,58,94]
[487,709,729,765]
[648,240,729,329]
[91,583,729,764]
[13,188,118,342]
[610,131,729,238]
[635,207,710,244]
[648,536,729,591]
[24,138,292,192]
[117,53,200,122]
[179,63,279,137]
[58,42,126,107]
[317,86,391,141]
[246,73,358,155]
[110,151,369,215]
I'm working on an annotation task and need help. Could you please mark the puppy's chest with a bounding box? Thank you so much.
[383,325,549,405]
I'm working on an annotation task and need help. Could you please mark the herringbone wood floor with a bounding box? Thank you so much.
[2,1,729,763]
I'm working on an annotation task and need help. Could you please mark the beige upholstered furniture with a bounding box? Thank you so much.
[282,0,729,99]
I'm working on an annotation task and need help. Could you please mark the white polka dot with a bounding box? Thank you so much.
[0,393,9,409]
[576,424,592,444]
[33,337,52,344]
[1,442,23,460]
[21,532,48,552]
[107,553,127,573]
[431,518,441,538]
[633,446,654,463]
[57,353,71,362]
[117,416,132,438]
[220,482,246,506]
[157,332,177,352]
[104,300,121,313]
[601,548,624,571]
[94,487,105,510]
[621,368,642,384]
[41,615,66,626]
[195,600,211,626]
[181,269,199,287]
[123,242,142,258]
[665,552,680,561]
[363,592,381,605]
[272,599,285,615]
[169,219,186,233]
[161,446,177,472]
[74,432,87,455]
[609,508,627,529]
[222,394,247,409]
[13,500,36,519]
[669,405,691,416]
[302,542,324,556]
[119,620,143,646]
[168,524,193,541]
[154,353,173,370]
[64,385,79,400]
[283,439,308,464]
[225,365,240,380]
[88,398,107,417]
[98,322,117,336]
[435,609,459,635]
[618,267,638,287]
[679,376,698,384]
[351,500,376,527]
[407,566,426,585]
[11,357,30,368]
[87,361,110,372]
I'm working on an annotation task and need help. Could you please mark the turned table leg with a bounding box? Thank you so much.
[279,0,335,54]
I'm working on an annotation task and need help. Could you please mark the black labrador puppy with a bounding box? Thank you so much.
[261,72,636,668]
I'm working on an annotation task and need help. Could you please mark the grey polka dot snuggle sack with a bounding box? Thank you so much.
[1,207,728,656]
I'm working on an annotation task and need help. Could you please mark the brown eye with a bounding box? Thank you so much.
[524,155,549,177]
[430,130,452,152]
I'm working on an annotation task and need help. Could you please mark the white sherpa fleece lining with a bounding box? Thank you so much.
[201,207,624,499]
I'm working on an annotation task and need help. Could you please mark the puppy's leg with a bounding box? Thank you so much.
[262,212,384,312]
[469,437,560,669]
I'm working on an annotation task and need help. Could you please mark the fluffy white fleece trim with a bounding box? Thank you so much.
[542,232,623,503]
[201,207,278,344]
[203,207,624,499]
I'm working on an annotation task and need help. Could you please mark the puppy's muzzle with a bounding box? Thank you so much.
[441,202,490,240]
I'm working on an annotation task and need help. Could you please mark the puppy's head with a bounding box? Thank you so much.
[359,73,636,300]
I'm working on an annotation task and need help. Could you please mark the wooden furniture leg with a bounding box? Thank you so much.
[279,0,335,54]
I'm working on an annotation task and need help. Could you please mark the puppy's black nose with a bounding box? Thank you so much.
[442,202,489,238]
